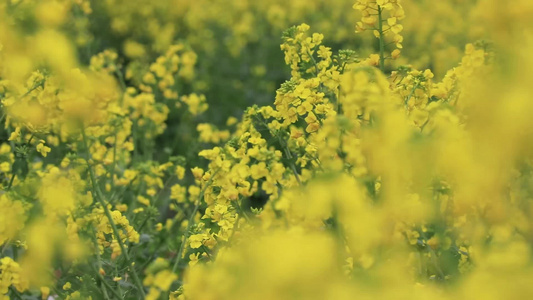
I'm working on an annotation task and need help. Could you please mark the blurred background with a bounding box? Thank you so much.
[2,0,485,165]
[79,0,482,119]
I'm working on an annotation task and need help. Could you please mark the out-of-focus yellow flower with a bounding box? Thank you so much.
[36,140,51,157]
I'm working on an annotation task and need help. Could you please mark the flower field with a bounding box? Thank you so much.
[1,0,533,299]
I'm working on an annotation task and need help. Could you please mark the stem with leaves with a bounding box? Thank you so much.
[171,169,219,274]
[81,127,146,298]
[377,5,386,72]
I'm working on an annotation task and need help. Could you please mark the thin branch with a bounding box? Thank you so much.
[81,127,146,298]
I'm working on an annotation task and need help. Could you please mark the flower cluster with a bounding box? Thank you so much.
[0,257,28,296]
[354,0,405,67]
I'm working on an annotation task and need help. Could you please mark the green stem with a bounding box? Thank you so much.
[20,79,45,99]
[0,240,9,254]
[278,135,302,185]
[12,245,18,260]
[91,231,123,300]
[6,173,15,191]
[109,131,118,193]
[336,78,343,114]
[253,115,302,185]
[153,175,176,208]
[26,133,36,145]
[171,170,219,274]
[132,121,139,163]
[100,272,123,299]
[405,82,420,108]
[9,287,23,300]
[115,69,127,97]
[81,127,146,298]
[101,282,111,300]
[377,5,386,72]
[234,198,252,222]
[201,245,213,260]
[109,68,126,194]
[307,49,320,76]
[420,231,445,280]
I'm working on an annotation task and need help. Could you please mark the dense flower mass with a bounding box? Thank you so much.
[1,0,533,299]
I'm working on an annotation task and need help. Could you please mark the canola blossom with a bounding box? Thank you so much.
[1,0,533,299]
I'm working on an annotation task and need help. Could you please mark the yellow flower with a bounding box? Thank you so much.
[189,234,208,249]
[191,167,204,180]
[36,140,51,157]
[40,286,50,300]
[137,195,150,206]
[175,166,185,180]
[170,184,186,203]
[8,127,21,142]
[189,253,200,267]
[0,257,29,294]
[152,270,177,291]
[391,49,401,59]
[0,162,10,173]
